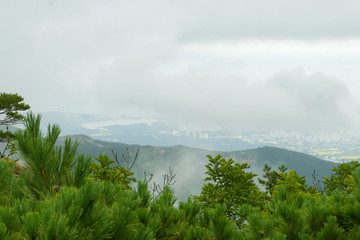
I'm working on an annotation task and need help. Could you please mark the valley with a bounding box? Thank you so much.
[60,134,338,200]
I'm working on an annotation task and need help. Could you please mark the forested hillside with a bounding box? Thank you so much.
[1,113,360,239]
[0,93,359,239]
[60,134,337,199]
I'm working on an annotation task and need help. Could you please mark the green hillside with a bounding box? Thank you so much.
[60,134,338,200]
[223,146,336,183]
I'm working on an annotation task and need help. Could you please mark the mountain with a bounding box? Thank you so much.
[59,134,338,200]
[223,146,337,181]
[40,111,257,151]
[40,111,360,162]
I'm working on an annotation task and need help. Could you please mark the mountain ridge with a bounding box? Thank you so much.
[59,134,338,200]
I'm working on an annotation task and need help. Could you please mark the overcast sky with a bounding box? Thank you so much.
[2,0,360,132]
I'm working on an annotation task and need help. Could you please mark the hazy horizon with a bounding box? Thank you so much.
[2,1,360,133]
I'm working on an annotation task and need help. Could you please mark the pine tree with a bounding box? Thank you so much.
[15,113,91,199]
[0,92,30,158]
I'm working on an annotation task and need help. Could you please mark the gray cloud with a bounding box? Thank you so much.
[267,70,352,130]
[178,0,360,41]
[0,1,359,132]
[93,62,353,131]
[269,70,349,115]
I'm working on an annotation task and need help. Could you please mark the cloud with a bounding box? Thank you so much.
[176,0,360,41]
[267,70,352,130]
[182,40,360,57]
[92,61,354,131]
[0,1,359,133]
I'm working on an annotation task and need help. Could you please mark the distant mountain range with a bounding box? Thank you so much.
[40,111,360,162]
[60,134,338,200]
[0,113,343,200]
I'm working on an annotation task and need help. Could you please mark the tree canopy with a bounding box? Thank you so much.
[0,92,30,127]
[0,92,30,158]
[196,155,268,227]
[1,110,360,239]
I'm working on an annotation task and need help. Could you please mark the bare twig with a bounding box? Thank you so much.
[1,126,12,158]
[312,169,324,193]
[149,167,176,197]
[143,171,153,184]
[111,148,139,171]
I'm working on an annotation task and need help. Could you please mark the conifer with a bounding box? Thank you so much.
[15,113,92,199]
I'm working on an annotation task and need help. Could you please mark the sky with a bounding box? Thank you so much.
[2,0,360,132]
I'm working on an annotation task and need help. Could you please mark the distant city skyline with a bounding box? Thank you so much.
[37,111,360,163]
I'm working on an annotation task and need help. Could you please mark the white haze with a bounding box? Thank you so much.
[1,0,360,133]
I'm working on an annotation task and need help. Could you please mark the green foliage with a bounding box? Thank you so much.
[245,209,283,239]
[304,197,332,234]
[274,194,307,239]
[58,180,113,239]
[0,92,30,126]
[3,150,360,239]
[259,163,288,195]
[0,207,20,235]
[259,163,320,198]
[15,113,92,199]
[6,114,360,239]
[197,155,267,227]
[243,166,360,239]
[276,169,308,194]
[204,204,240,240]
[71,153,93,188]
[0,134,18,159]
[0,159,15,200]
[0,92,30,158]
[0,159,24,205]
[315,216,345,240]
[136,179,152,208]
[22,211,41,239]
[0,222,7,240]
[323,160,360,194]
[91,151,137,188]
[42,212,76,240]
